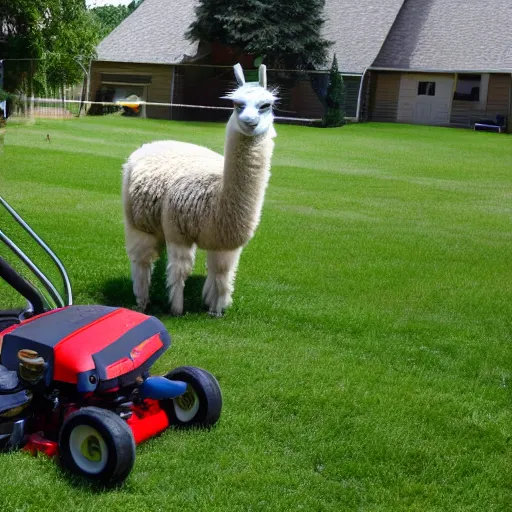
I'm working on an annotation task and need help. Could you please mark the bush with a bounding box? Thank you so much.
[323,55,346,128]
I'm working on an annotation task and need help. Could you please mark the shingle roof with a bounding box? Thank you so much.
[96,0,201,64]
[323,0,406,73]
[373,0,512,72]
[96,0,406,72]
[96,0,512,74]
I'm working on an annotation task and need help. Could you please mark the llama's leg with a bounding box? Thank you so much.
[203,248,242,317]
[125,225,159,311]
[166,242,196,316]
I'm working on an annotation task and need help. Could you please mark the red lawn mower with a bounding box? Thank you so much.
[0,197,222,485]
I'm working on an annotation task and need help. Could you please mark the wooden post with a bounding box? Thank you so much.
[508,74,512,133]
[170,66,175,120]
[29,59,35,120]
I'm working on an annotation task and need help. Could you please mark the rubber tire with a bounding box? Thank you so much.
[163,366,222,428]
[58,406,136,485]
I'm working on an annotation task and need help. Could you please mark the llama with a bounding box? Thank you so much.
[122,63,277,316]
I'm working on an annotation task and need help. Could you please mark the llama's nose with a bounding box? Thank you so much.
[239,108,259,127]
[240,115,259,127]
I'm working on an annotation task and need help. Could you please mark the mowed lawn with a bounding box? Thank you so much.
[1,115,511,511]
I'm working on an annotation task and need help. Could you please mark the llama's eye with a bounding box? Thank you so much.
[259,103,272,111]
[233,102,244,111]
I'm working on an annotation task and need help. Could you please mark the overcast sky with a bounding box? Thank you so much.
[86,0,132,6]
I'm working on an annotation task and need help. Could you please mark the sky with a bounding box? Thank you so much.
[86,0,132,7]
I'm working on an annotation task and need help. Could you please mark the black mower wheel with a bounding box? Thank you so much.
[163,366,222,428]
[58,406,135,485]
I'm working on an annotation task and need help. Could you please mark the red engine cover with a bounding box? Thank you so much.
[1,306,170,392]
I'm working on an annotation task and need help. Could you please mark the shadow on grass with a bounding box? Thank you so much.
[100,256,207,316]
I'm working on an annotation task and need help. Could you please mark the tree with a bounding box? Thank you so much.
[0,0,100,94]
[186,0,332,70]
[90,0,144,39]
[323,54,345,127]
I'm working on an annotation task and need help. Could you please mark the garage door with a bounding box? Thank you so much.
[397,74,454,125]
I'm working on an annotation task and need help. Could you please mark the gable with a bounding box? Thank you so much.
[96,0,201,64]
[323,0,406,73]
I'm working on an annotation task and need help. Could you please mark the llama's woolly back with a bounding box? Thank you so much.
[124,140,224,237]
[128,140,223,165]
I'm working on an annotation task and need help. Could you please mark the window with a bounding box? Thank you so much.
[418,81,436,96]
[453,74,481,101]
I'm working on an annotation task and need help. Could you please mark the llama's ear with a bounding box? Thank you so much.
[258,64,267,89]
[233,63,245,86]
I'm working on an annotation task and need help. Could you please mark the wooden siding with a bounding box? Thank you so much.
[344,76,360,118]
[369,72,400,122]
[450,102,485,127]
[450,74,511,127]
[171,65,231,122]
[369,72,511,130]
[288,79,324,119]
[89,61,173,119]
[173,67,360,122]
[285,75,360,119]
[485,74,510,120]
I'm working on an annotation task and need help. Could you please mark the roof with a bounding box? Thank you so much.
[96,0,202,64]
[95,0,406,72]
[96,0,512,74]
[373,0,512,72]
[323,0,406,73]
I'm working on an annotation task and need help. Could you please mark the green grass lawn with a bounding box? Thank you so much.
[1,115,511,511]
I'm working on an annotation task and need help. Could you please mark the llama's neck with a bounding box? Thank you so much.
[216,115,275,246]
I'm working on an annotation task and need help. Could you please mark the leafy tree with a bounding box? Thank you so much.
[323,54,345,127]
[90,5,130,39]
[0,0,100,93]
[90,0,144,39]
[186,0,332,70]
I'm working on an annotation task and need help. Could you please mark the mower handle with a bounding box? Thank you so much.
[0,196,72,308]
[0,256,46,315]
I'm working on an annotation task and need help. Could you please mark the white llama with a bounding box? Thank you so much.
[122,63,277,316]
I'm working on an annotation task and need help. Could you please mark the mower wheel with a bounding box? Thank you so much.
[163,366,222,428]
[58,407,135,485]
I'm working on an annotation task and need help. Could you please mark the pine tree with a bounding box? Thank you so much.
[324,54,346,127]
[186,0,332,70]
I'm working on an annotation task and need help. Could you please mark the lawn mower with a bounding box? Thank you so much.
[0,196,222,485]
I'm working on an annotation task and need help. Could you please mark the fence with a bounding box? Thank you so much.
[1,58,87,119]
[1,59,362,124]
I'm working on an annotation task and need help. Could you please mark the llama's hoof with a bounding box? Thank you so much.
[135,301,148,313]
[208,309,225,318]
[170,305,184,317]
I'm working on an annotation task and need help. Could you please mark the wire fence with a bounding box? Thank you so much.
[0,122,4,156]
[1,58,362,124]
[1,58,86,119]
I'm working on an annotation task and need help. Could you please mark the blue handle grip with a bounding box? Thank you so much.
[139,376,187,400]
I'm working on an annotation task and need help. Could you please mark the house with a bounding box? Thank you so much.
[88,0,203,119]
[366,0,512,130]
[90,0,405,122]
[90,0,512,130]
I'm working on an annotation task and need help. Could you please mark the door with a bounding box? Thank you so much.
[398,74,454,125]
[415,102,432,124]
